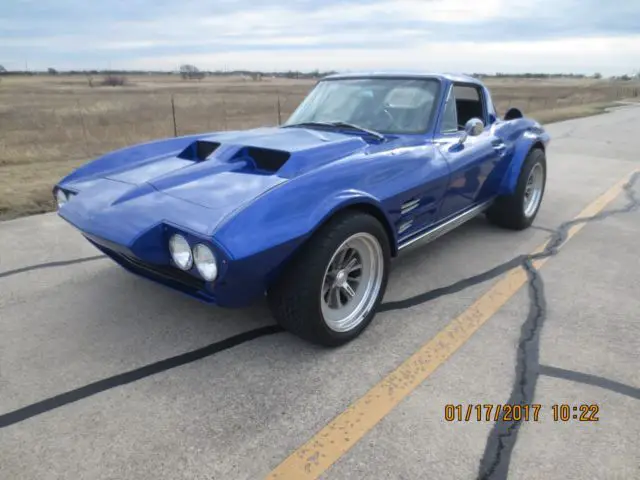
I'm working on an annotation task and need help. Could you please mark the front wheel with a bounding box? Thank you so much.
[267,211,390,347]
[486,148,547,230]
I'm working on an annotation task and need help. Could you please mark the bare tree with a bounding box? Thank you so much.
[180,64,205,80]
[101,74,127,86]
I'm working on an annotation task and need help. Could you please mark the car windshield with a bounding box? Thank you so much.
[284,77,441,135]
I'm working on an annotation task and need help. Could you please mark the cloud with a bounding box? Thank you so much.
[0,0,638,74]
[127,36,640,75]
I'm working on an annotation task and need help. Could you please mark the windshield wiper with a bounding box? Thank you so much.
[281,121,335,130]
[326,122,385,141]
[282,121,385,141]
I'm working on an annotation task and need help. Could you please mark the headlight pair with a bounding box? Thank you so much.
[168,234,218,281]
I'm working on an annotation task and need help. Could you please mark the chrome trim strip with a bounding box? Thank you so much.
[398,200,493,251]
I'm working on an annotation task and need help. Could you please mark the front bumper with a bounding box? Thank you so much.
[82,229,279,308]
[85,233,216,303]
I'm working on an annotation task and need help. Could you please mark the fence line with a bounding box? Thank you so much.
[3,84,637,170]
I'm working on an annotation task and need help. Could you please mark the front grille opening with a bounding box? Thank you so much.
[91,242,206,294]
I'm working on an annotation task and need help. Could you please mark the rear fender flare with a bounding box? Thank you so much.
[497,132,548,195]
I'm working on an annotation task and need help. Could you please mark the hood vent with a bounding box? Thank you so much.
[232,146,291,173]
[177,140,221,162]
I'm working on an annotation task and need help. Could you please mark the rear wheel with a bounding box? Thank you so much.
[486,148,546,230]
[267,211,390,347]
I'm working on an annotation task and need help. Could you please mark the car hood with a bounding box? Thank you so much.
[98,126,370,211]
[58,127,377,245]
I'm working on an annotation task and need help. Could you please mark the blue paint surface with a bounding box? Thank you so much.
[55,71,550,307]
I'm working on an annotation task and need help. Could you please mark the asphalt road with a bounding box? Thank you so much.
[1,104,639,480]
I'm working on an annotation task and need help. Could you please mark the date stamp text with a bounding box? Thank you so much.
[444,404,600,422]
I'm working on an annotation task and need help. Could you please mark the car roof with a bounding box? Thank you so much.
[321,71,483,86]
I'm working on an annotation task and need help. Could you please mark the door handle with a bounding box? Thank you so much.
[491,139,506,154]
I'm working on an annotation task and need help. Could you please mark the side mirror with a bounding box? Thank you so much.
[458,118,484,144]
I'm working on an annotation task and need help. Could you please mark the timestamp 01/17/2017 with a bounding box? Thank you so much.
[444,404,600,422]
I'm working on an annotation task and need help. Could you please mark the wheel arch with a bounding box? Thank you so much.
[312,200,398,257]
[530,139,545,153]
[261,196,397,293]
[265,198,393,346]
[498,135,548,195]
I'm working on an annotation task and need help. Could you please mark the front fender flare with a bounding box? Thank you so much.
[212,189,396,295]
[309,189,398,254]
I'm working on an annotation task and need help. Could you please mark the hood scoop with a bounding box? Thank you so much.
[177,140,221,162]
[176,140,290,173]
[231,146,291,173]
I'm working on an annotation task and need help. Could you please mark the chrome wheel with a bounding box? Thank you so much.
[523,163,544,218]
[320,232,384,333]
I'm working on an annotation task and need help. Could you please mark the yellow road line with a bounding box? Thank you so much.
[266,169,638,480]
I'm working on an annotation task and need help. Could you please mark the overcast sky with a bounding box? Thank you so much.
[1,0,639,74]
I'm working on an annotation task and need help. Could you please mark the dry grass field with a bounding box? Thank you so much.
[1,74,639,220]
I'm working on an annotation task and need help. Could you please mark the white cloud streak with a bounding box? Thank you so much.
[126,36,640,75]
[1,0,637,75]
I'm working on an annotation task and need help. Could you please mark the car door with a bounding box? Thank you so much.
[434,83,504,220]
[388,142,451,243]
[374,81,451,243]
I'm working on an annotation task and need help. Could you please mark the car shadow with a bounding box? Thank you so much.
[85,214,541,341]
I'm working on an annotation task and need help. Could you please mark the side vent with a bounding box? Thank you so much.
[400,198,420,215]
[233,147,291,173]
[398,220,413,235]
[177,141,221,161]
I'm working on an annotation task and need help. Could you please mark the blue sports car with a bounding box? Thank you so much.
[54,72,549,346]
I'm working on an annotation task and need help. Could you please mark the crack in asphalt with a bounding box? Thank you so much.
[477,260,545,480]
[0,255,105,279]
[379,255,527,312]
[538,365,640,400]
[530,225,556,234]
[0,325,283,428]
[477,171,639,480]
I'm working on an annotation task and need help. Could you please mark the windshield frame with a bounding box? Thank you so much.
[284,75,444,136]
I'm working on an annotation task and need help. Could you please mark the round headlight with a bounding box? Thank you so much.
[193,244,218,281]
[169,234,193,270]
[55,189,68,208]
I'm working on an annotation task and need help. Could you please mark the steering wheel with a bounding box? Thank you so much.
[381,107,399,130]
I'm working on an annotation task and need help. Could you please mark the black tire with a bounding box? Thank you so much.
[486,148,546,230]
[267,211,391,347]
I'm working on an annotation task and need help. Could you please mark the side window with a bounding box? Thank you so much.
[484,88,498,123]
[453,84,486,126]
[440,88,458,133]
